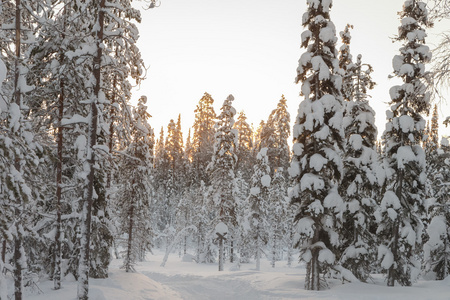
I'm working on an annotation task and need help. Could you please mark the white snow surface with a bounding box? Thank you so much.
[18,250,450,300]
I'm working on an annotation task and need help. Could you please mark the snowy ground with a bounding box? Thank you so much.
[12,250,450,300]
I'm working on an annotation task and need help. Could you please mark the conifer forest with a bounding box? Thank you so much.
[1,0,450,299]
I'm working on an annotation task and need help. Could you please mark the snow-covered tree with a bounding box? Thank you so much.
[337,24,379,282]
[116,96,154,272]
[192,92,217,185]
[375,0,432,287]
[267,169,289,268]
[423,142,450,280]
[0,1,40,298]
[244,148,271,271]
[234,111,254,181]
[289,0,345,290]
[266,95,291,177]
[208,94,238,271]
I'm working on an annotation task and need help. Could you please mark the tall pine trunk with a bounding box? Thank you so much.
[77,0,105,298]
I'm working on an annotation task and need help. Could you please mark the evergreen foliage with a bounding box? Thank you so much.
[375,0,432,287]
[338,24,379,282]
[290,0,345,290]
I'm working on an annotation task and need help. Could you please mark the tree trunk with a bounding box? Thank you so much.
[218,237,224,271]
[271,230,277,268]
[387,220,399,287]
[125,204,134,272]
[13,1,22,299]
[305,226,320,291]
[256,233,260,271]
[77,0,105,299]
[230,239,234,263]
[1,241,5,263]
[54,15,66,287]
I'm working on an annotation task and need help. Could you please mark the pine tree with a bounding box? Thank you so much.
[208,94,238,271]
[375,0,432,287]
[289,0,345,290]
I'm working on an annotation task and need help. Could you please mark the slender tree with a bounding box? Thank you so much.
[208,94,238,271]
[245,148,271,271]
[289,0,345,290]
[375,0,432,287]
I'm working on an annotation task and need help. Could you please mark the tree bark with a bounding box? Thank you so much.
[126,204,134,272]
[13,1,22,299]
[54,7,66,288]
[218,237,224,271]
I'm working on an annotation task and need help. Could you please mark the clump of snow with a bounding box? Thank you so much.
[399,64,415,77]
[250,187,260,195]
[296,217,315,238]
[393,55,404,72]
[378,245,394,269]
[389,85,402,100]
[401,17,417,27]
[300,173,324,191]
[308,199,324,215]
[380,191,401,211]
[301,30,312,44]
[318,248,335,264]
[261,174,271,187]
[319,26,335,43]
[309,153,327,171]
[324,190,343,212]
[399,115,414,133]
[349,134,363,150]
[8,103,21,132]
[311,56,330,80]
[397,145,416,169]
[215,222,228,235]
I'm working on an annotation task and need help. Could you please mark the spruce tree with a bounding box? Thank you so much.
[289,0,345,290]
[245,148,271,271]
[266,95,291,176]
[234,111,254,181]
[192,92,217,185]
[338,25,379,282]
[208,94,238,271]
[423,142,450,280]
[375,0,432,287]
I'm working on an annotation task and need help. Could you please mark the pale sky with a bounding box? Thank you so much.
[132,0,450,141]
